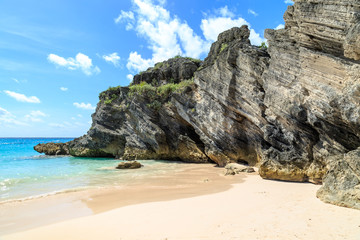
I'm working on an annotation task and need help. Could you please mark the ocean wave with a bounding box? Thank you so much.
[0,185,103,205]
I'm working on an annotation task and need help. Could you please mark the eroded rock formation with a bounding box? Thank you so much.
[34,142,69,155]
[35,0,360,209]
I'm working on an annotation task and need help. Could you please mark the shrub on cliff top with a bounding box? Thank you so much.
[129,79,194,107]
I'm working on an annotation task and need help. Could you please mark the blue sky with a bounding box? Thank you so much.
[0,0,293,137]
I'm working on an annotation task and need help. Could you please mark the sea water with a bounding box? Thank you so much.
[0,138,184,202]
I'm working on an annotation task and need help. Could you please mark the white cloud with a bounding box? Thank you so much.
[249,29,263,46]
[275,24,285,30]
[60,87,68,91]
[24,110,47,122]
[127,51,154,72]
[73,102,96,110]
[47,53,100,76]
[0,107,27,126]
[30,110,47,117]
[248,9,258,17]
[201,17,248,42]
[115,10,135,30]
[103,52,121,67]
[12,78,20,83]
[217,6,235,18]
[117,1,264,73]
[77,114,83,118]
[49,123,66,128]
[4,90,40,103]
[284,0,293,4]
[127,74,134,81]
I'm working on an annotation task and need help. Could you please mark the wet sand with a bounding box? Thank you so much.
[0,163,241,235]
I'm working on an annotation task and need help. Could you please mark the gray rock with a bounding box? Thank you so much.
[132,56,201,85]
[116,161,142,169]
[225,163,255,175]
[317,148,360,210]
[258,0,360,185]
[68,59,209,163]
[344,23,360,60]
[34,142,69,156]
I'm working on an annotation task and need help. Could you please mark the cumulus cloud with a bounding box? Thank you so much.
[275,24,285,30]
[60,87,68,91]
[25,110,47,122]
[284,0,293,4]
[126,51,154,72]
[116,0,264,73]
[73,102,96,110]
[103,52,121,67]
[248,9,258,17]
[48,53,100,76]
[4,90,40,103]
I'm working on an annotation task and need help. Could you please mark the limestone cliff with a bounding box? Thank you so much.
[35,0,360,209]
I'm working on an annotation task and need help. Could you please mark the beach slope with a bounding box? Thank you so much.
[4,174,360,240]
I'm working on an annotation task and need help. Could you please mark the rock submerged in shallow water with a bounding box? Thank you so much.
[116,161,142,169]
[34,142,69,156]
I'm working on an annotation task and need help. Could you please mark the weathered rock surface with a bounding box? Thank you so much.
[258,0,360,186]
[225,163,255,175]
[34,142,69,155]
[317,148,360,209]
[35,0,360,209]
[116,161,142,169]
[67,57,209,163]
[132,57,201,85]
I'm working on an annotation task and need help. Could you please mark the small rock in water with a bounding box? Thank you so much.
[116,161,142,169]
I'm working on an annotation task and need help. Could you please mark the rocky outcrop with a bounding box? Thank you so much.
[34,142,69,155]
[35,0,360,209]
[67,57,209,163]
[258,0,360,186]
[116,161,142,169]
[225,163,255,175]
[178,26,270,167]
[317,148,360,209]
[67,26,270,167]
[132,57,201,85]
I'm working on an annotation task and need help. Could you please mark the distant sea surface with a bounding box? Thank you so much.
[0,138,184,203]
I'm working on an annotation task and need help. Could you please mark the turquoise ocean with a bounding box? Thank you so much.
[0,138,184,203]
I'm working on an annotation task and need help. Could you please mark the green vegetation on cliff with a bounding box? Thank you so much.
[129,79,194,98]
[128,79,194,110]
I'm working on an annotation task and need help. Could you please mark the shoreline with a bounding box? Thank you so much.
[3,172,360,240]
[1,163,242,235]
[2,164,360,239]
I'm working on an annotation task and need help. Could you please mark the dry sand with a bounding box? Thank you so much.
[2,164,360,240]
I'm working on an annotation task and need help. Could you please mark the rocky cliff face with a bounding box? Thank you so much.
[36,0,360,209]
[68,56,209,163]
